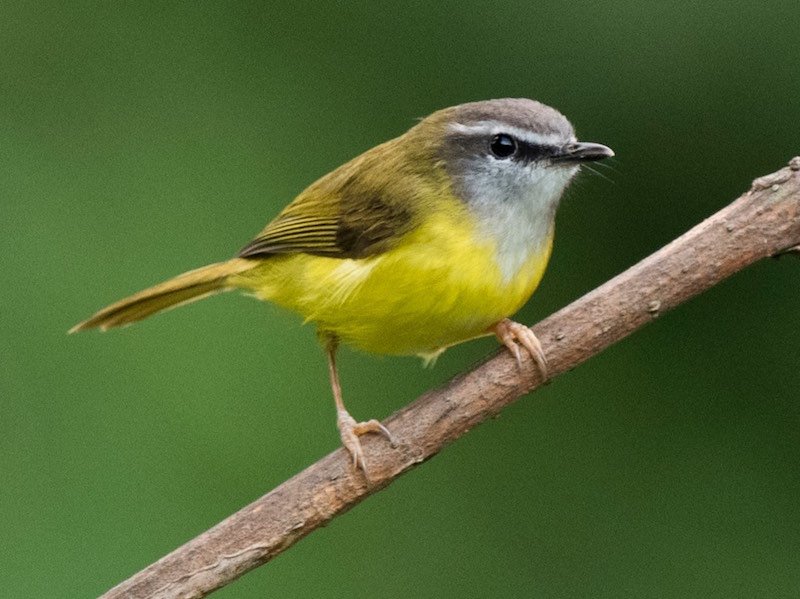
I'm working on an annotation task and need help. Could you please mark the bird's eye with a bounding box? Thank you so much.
[490,133,517,159]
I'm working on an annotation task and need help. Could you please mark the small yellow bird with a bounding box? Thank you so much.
[71,98,613,473]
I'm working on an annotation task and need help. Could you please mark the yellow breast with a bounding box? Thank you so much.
[233,204,553,357]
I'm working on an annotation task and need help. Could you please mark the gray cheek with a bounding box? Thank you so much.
[449,157,525,208]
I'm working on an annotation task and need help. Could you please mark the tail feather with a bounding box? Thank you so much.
[70,258,256,333]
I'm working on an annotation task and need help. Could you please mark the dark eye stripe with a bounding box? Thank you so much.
[515,139,546,162]
[446,129,561,166]
[487,133,560,164]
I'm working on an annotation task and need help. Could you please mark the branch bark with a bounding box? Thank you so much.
[100,157,800,599]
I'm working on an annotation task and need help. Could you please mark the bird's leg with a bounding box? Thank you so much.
[489,318,548,379]
[326,339,394,475]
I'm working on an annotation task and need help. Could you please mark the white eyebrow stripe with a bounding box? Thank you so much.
[448,121,567,147]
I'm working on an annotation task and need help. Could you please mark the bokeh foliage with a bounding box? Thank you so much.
[2,2,798,597]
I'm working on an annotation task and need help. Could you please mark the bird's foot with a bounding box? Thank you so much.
[337,409,395,476]
[490,318,548,379]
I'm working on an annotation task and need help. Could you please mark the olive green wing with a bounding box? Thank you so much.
[238,146,416,260]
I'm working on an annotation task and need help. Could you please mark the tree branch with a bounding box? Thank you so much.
[100,158,800,599]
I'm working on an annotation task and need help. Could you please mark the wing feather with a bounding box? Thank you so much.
[238,138,420,260]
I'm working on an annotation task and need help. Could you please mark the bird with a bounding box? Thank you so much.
[71,98,614,474]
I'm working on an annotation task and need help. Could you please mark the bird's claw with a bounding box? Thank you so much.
[491,318,548,379]
[337,409,395,475]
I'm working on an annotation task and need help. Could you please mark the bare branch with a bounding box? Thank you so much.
[100,158,800,599]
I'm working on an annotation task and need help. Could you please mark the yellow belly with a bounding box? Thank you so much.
[231,209,553,357]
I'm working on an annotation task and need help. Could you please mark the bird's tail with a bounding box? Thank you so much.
[69,258,256,333]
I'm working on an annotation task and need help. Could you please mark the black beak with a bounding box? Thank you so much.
[553,141,614,163]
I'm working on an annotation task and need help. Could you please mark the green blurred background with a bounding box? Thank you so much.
[3,2,799,597]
